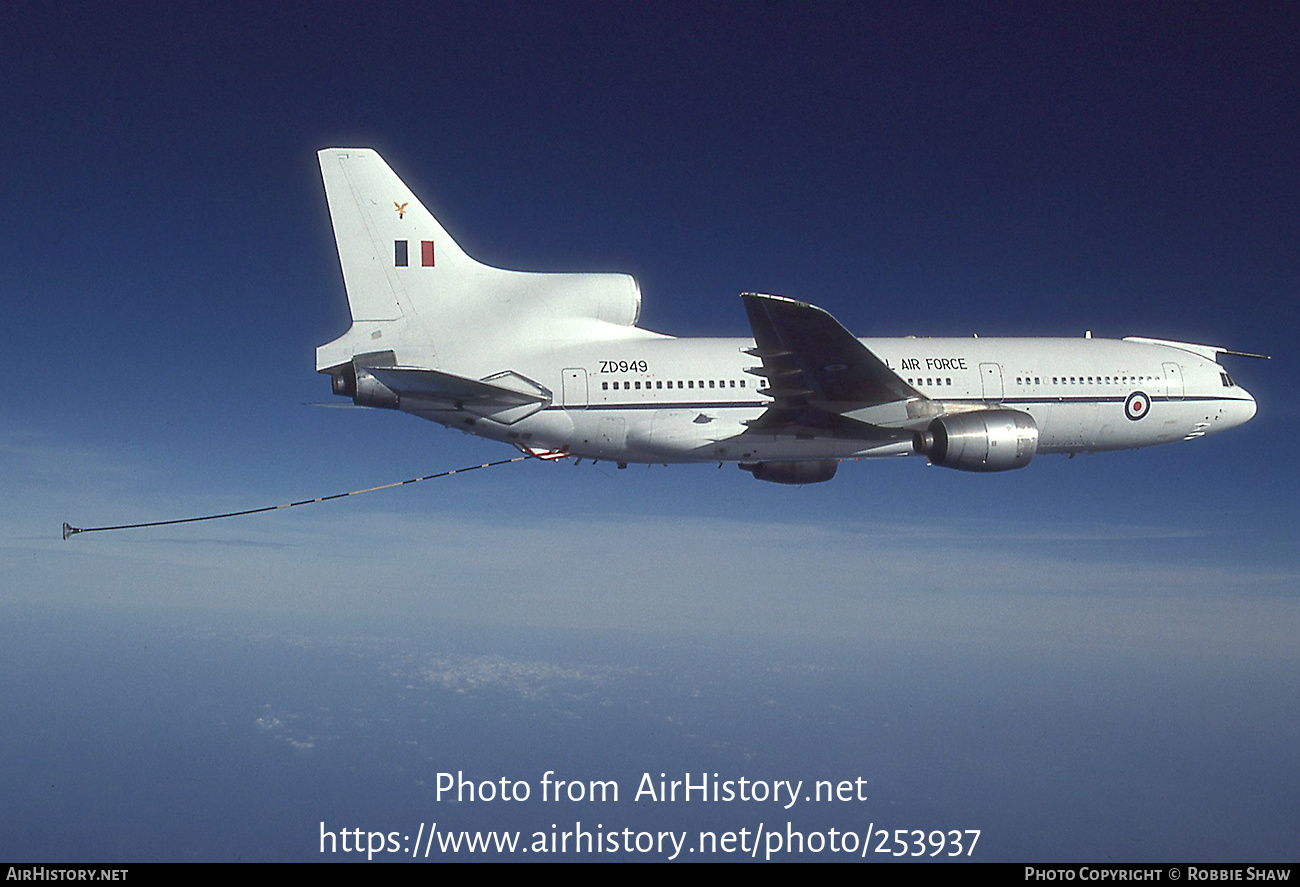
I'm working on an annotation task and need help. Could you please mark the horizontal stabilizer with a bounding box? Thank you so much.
[362,367,551,424]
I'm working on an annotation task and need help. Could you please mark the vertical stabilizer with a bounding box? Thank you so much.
[316,147,651,375]
[318,148,480,324]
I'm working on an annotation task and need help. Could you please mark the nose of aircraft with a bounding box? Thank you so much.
[1227,389,1257,428]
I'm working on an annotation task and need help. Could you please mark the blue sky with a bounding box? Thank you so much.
[2,2,1297,862]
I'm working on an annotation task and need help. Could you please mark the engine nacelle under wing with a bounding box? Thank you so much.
[914,410,1039,472]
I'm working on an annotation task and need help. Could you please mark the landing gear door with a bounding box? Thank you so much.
[562,368,589,408]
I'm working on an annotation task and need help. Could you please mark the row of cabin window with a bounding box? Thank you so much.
[599,372,1194,393]
[600,379,748,391]
[1016,373,1235,388]
[1014,375,1161,386]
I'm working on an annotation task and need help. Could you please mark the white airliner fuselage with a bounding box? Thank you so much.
[315,149,1259,483]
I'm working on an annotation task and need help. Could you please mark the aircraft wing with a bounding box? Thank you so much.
[740,293,933,436]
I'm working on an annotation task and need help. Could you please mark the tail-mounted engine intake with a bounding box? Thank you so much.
[913,410,1039,472]
[741,460,839,485]
[329,351,400,409]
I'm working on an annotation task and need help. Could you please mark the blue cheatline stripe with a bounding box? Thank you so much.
[968,395,1246,406]
[534,394,1247,413]
[543,400,769,412]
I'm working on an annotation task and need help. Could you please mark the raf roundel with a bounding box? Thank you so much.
[1125,390,1150,421]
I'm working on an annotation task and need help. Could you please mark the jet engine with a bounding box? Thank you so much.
[741,460,839,485]
[352,368,400,409]
[328,361,401,410]
[913,410,1038,472]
